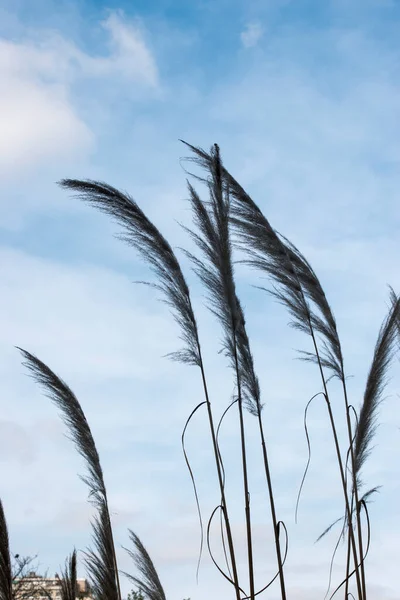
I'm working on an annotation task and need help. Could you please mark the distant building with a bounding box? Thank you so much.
[13,572,93,600]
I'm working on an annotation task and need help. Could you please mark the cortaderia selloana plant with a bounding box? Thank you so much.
[4,141,399,600]
[13,349,167,600]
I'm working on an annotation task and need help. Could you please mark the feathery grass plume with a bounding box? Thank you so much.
[17,348,106,503]
[58,178,242,599]
[181,141,363,600]
[184,143,366,596]
[123,531,166,600]
[183,143,266,600]
[17,348,120,600]
[58,179,200,367]
[354,292,400,491]
[331,288,396,600]
[58,551,77,600]
[183,142,288,600]
[183,167,261,417]
[392,286,400,343]
[0,500,12,600]
[180,140,343,379]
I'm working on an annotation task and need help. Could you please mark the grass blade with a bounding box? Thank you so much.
[0,500,12,600]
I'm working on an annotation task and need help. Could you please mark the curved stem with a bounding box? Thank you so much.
[274,246,363,598]
[104,497,122,600]
[341,379,366,600]
[309,330,363,600]
[206,506,247,595]
[257,413,287,600]
[232,326,255,600]
[345,493,354,599]
[197,346,242,600]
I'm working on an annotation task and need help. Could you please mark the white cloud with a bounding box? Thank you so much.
[0,68,93,173]
[101,12,158,86]
[0,247,176,385]
[0,12,158,175]
[240,22,264,48]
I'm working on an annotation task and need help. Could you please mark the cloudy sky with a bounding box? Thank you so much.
[1,0,400,599]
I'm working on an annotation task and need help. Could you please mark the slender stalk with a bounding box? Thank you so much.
[104,498,122,600]
[345,493,355,599]
[324,404,361,600]
[279,252,363,599]
[355,496,366,600]
[275,243,363,599]
[197,346,242,600]
[345,536,352,600]
[232,325,255,600]
[183,144,256,598]
[341,380,366,600]
[310,332,363,600]
[257,414,287,600]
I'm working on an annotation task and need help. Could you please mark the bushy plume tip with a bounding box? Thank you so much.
[354,293,400,490]
[58,179,200,367]
[180,141,344,381]
[182,144,262,415]
[123,531,166,600]
[17,347,106,504]
[18,348,119,600]
[58,550,77,600]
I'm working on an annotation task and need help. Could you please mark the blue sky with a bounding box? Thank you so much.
[0,1,400,599]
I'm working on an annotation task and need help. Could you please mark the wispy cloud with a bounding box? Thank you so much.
[240,22,264,47]
[0,11,158,174]
[101,12,158,86]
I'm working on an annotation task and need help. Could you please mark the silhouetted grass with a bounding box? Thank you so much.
[2,142,398,600]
